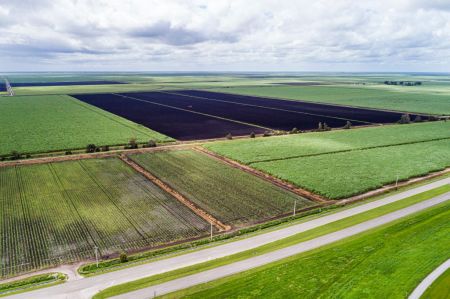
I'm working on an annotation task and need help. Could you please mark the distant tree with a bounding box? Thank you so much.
[86,144,97,153]
[290,127,299,134]
[413,115,422,123]
[250,132,256,138]
[128,138,138,149]
[10,151,21,160]
[343,121,352,129]
[318,122,324,131]
[146,140,157,147]
[119,252,128,263]
[226,133,233,140]
[398,114,411,124]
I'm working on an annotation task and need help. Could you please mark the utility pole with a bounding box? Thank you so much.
[395,174,399,190]
[293,199,297,217]
[210,222,213,241]
[94,246,99,268]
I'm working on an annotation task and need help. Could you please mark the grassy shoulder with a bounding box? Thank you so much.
[421,268,450,299]
[92,184,450,299]
[162,200,450,299]
[0,273,67,297]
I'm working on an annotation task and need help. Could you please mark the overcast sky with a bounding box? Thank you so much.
[0,0,449,72]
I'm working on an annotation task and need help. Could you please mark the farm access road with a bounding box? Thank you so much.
[7,177,450,299]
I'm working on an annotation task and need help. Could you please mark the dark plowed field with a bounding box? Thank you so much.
[72,90,419,141]
[122,92,366,131]
[73,93,265,140]
[11,80,125,87]
[174,90,415,124]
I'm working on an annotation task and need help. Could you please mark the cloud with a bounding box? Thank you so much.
[0,0,449,71]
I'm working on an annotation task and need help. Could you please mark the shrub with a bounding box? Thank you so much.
[65,151,72,155]
[226,133,233,140]
[323,123,331,131]
[263,131,272,137]
[101,145,109,152]
[398,114,411,124]
[318,122,324,131]
[146,140,157,148]
[119,252,128,263]
[10,151,21,160]
[86,144,97,153]
[250,132,256,138]
[343,121,352,129]
[290,127,299,134]
[128,138,138,149]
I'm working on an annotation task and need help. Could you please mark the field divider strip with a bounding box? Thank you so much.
[160,90,374,125]
[193,146,329,204]
[245,136,450,164]
[118,154,231,232]
[111,93,272,132]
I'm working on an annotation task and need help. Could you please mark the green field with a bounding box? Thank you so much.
[130,150,314,226]
[253,139,450,199]
[0,95,172,156]
[162,200,450,299]
[205,122,450,199]
[0,158,209,278]
[209,85,450,115]
[205,121,450,164]
[421,268,450,299]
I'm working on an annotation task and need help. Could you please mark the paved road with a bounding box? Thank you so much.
[7,178,450,299]
[409,258,450,299]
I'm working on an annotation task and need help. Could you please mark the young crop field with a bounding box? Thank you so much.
[204,121,450,164]
[252,139,450,199]
[209,85,450,115]
[0,158,209,278]
[163,200,450,299]
[0,95,172,156]
[129,150,315,226]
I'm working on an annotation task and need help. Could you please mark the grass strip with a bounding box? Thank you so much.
[0,273,67,297]
[93,184,450,298]
[163,199,450,298]
[421,268,450,299]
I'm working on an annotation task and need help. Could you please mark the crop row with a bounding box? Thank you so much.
[130,150,314,227]
[0,158,209,278]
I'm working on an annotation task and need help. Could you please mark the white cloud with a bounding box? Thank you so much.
[0,0,449,71]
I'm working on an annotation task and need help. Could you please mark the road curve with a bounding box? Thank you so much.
[408,258,450,299]
[6,178,450,299]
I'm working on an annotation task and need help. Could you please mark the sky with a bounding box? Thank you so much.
[0,0,450,72]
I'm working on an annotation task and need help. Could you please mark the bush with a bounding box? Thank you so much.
[86,144,97,153]
[127,138,138,149]
[226,133,233,140]
[119,252,128,263]
[250,132,256,138]
[290,127,299,134]
[323,123,331,131]
[10,151,21,160]
[343,121,352,129]
[263,131,272,137]
[146,140,157,148]
[398,114,411,124]
[65,151,72,155]
[318,122,324,131]
[101,145,110,152]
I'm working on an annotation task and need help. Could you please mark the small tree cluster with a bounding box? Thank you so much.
[86,144,97,153]
[119,251,128,263]
[398,114,411,124]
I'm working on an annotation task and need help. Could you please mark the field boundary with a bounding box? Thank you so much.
[118,154,231,232]
[194,146,329,203]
